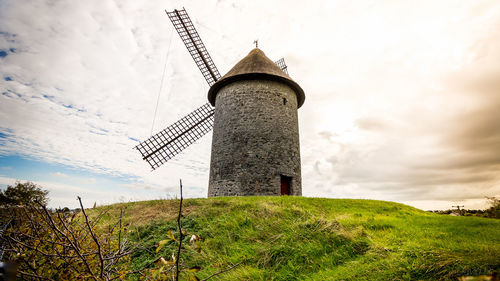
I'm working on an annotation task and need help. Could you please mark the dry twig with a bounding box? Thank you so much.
[175,179,184,281]
[78,196,105,279]
[200,259,248,281]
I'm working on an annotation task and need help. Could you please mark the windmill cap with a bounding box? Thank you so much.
[208,48,305,108]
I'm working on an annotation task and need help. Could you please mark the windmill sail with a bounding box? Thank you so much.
[136,8,294,170]
[166,8,221,86]
[274,58,288,75]
[136,103,214,170]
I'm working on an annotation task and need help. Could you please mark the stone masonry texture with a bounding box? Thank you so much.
[208,79,302,196]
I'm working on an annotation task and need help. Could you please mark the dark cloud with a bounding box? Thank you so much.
[309,42,500,204]
[446,85,500,169]
[415,26,500,181]
[355,117,389,131]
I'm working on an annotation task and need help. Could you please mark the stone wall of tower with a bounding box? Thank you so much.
[208,79,302,197]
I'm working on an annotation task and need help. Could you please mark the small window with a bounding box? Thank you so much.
[283,98,287,105]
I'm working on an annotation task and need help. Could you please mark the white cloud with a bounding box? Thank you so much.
[0,0,499,210]
[52,172,68,177]
[0,176,108,208]
[0,175,177,208]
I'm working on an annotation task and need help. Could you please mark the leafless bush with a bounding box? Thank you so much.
[0,197,145,280]
[0,181,247,281]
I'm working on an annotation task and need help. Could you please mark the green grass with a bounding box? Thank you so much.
[93,197,500,280]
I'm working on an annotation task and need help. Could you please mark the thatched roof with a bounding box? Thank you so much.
[208,48,305,108]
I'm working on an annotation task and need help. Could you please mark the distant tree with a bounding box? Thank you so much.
[0,181,49,207]
[485,197,499,219]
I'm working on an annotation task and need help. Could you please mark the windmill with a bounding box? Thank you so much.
[135,8,305,197]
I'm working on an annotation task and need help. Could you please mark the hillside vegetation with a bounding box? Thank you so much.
[95,197,500,280]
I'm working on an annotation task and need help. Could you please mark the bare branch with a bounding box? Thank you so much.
[175,179,184,281]
[200,259,248,281]
[18,269,56,281]
[3,200,143,281]
[118,208,123,255]
[39,203,98,281]
[78,196,105,279]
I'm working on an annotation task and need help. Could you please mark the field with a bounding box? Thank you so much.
[95,197,500,280]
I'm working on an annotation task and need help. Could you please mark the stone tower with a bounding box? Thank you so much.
[207,48,305,197]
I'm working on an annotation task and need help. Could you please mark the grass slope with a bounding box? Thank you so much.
[96,197,500,280]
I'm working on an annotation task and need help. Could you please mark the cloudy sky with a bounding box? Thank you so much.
[0,0,499,210]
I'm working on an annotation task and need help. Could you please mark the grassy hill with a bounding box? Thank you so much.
[96,196,500,280]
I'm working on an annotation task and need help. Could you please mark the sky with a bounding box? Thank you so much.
[0,0,499,210]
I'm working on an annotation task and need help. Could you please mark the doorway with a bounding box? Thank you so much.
[280,175,292,195]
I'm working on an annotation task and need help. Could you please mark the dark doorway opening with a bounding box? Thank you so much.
[280,175,292,195]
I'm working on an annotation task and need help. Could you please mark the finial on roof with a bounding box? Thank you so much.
[253,39,258,48]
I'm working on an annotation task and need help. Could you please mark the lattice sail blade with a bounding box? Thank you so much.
[166,8,221,86]
[135,103,214,170]
[274,58,288,75]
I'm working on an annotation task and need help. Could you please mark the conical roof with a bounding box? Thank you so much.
[208,48,305,108]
